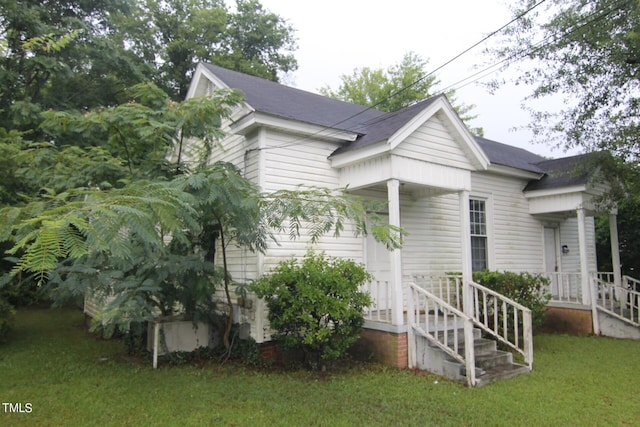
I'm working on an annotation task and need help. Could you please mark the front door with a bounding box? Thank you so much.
[544,227,559,295]
[366,216,391,312]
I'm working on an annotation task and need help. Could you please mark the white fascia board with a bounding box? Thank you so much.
[185,64,209,99]
[187,64,254,112]
[524,184,588,199]
[329,141,389,168]
[388,97,490,170]
[485,164,544,180]
[230,112,359,142]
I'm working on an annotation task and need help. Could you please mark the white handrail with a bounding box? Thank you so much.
[468,281,534,369]
[594,277,640,327]
[407,282,476,386]
[412,273,462,310]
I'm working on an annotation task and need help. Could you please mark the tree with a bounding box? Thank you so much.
[596,163,640,276]
[0,83,401,349]
[0,0,150,129]
[0,0,297,136]
[488,0,640,160]
[320,51,481,134]
[118,0,298,100]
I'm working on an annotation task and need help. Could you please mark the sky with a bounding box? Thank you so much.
[257,0,576,158]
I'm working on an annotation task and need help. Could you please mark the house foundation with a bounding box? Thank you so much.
[259,326,409,369]
[539,304,594,335]
[350,323,408,368]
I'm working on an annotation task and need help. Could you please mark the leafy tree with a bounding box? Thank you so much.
[0,0,149,130]
[596,163,640,277]
[320,51,481,134]
[118,0,298,100]
[488,0,640,160]
[0,82,401,348]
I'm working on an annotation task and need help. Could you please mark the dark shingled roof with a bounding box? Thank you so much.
[331,97,443,155]
[202,64,600,188]
[524,153,602,191]
[475,136,546,174]
[203,63,385,132]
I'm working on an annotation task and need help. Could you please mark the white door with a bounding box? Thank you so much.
[544,227,559,296]
[366,219,391,311]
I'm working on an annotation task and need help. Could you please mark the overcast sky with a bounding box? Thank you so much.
[257,0,576,158]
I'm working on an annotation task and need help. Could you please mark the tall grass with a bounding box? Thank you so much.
[1,307,639,426]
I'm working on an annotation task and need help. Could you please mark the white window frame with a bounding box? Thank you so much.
[469,194,493,271]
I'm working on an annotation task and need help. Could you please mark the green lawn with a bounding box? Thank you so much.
[1,307,639,426]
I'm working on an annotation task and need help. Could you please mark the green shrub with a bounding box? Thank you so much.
[252,252,372,370]
[472,270,551,327]
[0,296,15,343]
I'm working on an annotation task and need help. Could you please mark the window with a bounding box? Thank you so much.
[470,199,487,272]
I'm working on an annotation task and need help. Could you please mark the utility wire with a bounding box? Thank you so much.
[243,0,550,152]
[435,0,629,97]
[245,0,632,151]
[350,0,629,131]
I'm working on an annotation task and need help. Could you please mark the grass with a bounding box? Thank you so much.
[1,307,640,426]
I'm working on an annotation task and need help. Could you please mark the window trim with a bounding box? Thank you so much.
[469,194,493,271]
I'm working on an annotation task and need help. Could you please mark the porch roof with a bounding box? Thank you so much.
[524,152,603,191]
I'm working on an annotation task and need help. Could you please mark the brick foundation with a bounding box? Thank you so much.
[260,328,409,369]
[539,305,594,335]
[351,328,408,368]
[259,342,282,365]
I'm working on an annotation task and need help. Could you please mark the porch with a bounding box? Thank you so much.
[358,270,640,385]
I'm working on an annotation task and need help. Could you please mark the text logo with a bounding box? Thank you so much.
[2,403,33,413]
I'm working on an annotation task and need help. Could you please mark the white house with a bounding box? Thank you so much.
[183,63,636,385]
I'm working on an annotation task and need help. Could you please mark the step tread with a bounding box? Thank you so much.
[475,363,530,387]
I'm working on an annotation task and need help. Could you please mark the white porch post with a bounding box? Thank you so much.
[609,212,622,288]
[459,190,473,317]
[577,208,591,305]
[387,179,403,325]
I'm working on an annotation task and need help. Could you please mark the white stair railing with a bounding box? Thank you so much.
[593,276,640,326]
[412,273,462,310]
[468,281,534,369]
[407,282,476,387]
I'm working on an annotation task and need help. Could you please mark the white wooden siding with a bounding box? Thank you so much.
[401,192,464,275]
[471,172,546,273]
[258,129,365,341]
[206,130,263,340]
[392,114,474,171]
[261,129,363,270]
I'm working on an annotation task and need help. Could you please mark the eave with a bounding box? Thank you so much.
[229,111,360,142]
[485,164,544,180]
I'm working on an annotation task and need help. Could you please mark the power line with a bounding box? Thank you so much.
[435,0,630,98]
[250,0,549,152]
[243,0,626,151]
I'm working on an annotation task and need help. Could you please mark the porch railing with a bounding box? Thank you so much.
[361,280,393,323]
[407,282,476,387]
[469,281,533,369]
[544,272,583,304]
[593,275,640,326]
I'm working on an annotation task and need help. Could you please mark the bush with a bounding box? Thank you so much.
[252,252,372,370]
[0,296,15,343]
[472,270,551,327]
